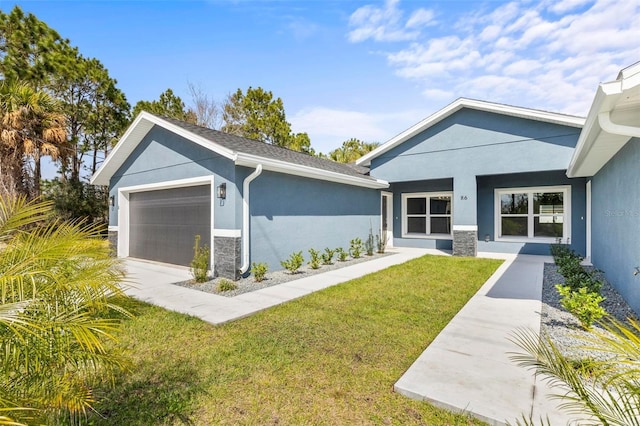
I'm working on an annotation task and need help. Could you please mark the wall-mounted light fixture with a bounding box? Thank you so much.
[634,266,640,276]
[217,183,226,200]
[109,195,115,207]
[484,234,491,243]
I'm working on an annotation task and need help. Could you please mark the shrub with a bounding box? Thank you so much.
[190,234,210,283]
[321,248,335,265]
[308,248,321,269]
[556,285,606,330]
[365,230,374,256]
[349,238,363,258]
[281,251,304,274]
[251,262,268,282]
[376,233,387,253]
[335,247,348,262]
[217,278,238,292]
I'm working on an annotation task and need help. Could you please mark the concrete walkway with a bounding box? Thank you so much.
[394,253,580,425]
[122,248,582,425]
[123,247,431,325]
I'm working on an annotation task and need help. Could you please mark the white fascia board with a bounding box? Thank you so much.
[567,64,640,178]
[90,112,237,186]
[235,153,389,189]
[357,98,584,167]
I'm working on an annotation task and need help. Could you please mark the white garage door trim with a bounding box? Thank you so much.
[117,175,215,270]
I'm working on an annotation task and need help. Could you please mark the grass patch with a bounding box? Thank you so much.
[91,255,502,425]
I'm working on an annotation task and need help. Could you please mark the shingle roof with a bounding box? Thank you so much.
[159,115,372,179]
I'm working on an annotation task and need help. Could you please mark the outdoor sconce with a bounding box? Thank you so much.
[217,183,227,200]
[634,267,640,277]
[484,234,491,243]
[109,195,115,207]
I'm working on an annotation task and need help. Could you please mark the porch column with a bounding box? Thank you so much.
[452,175,478,257]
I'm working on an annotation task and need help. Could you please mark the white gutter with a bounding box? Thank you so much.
[239,164,263,274]
[598,112,640,138]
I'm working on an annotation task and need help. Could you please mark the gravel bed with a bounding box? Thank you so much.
[541,263,638,361]
[173,251,391,297]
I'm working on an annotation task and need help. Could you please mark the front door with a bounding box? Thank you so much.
[381,192,393,248]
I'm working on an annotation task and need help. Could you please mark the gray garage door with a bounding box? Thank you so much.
[129,185,211,266]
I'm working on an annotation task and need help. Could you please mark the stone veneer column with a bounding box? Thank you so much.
[214,236,241,280]
[452,226,477,257]
[107,230,118,257]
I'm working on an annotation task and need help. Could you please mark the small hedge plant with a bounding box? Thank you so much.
[375,233,387,254]
[349,238,363,259]
[308,248,321,269]
[365,230,374,256]
[281,251,304,274]
[550,244,606,329]
[251,262,268,282]
[190,234,210,283]
[321,248,335,265]
[335,247,348,262]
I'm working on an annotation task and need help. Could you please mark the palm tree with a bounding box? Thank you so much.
[510,318,640,425]
[0,81,67,198]
[0,196,129,425]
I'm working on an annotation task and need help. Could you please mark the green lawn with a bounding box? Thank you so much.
[90,255,502,425]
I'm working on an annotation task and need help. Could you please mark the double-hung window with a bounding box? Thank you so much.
[495,186,570,243]
[402,192,452,237]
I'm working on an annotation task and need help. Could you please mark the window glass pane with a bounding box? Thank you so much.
[534,216,563,237]
[407,198,426,215]
[430,217,451,234]
[501,193,528,214]
[534,192,563,214]
[501,217,528,236]
[430,196,451,214]
[407,217,426,234]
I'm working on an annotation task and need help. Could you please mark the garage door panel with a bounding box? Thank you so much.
[129,185,211,266]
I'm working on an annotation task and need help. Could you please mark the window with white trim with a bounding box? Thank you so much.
[495,186,570,242]
[402,192,452,237]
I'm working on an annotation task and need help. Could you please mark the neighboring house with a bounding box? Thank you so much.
[357,98,588,257]
[92,63,639,314]
[90,112,387,279]
[566,62,640,314]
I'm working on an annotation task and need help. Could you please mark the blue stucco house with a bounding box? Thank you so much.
[90,112,387,279]
[91,63,639,313]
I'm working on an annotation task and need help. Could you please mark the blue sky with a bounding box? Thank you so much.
[4,0,639,156]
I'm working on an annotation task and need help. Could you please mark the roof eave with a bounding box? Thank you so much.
[236,153,389,189]
[357,98,585,167]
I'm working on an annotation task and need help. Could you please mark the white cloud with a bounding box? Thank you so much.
[347,0,436,43]
[290,106,428,153]
[352,0,640,115]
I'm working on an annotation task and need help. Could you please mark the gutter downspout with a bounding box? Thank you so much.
[239,164,263,274]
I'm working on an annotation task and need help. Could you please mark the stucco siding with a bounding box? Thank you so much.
[591,138,640,315]
[476,171,587,255]
[369,109,581,182]
[108,126,237,230]
[249,171,381,272]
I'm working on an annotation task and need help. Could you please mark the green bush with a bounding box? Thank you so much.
[190,235,210,283]
[281,251,304,274]
[335,247,348,262]
[321,248,335,265]
[217,278,238,292]
[308,248,321,269]
[251,262,268,282]
[349,238,363,259]
[556,285,606,330]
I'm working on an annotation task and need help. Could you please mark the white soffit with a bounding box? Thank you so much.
[567,62,640,178]
[356,98,585,167]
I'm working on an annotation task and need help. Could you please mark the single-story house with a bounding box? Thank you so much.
[91,113,387,279]
[91,62,639,313]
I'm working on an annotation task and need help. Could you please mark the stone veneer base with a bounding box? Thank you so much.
[452,230,477,257]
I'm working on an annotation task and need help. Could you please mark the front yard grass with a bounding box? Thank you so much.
[91,255,502,425]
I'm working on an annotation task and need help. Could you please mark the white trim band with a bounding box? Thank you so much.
[452,225,478,231]
[213,229,241,238]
